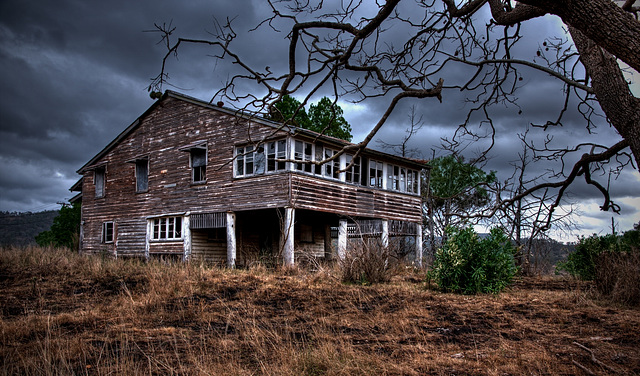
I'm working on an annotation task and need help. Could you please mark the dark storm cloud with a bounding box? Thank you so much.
[0,0,265,211]
[0,1,637,234]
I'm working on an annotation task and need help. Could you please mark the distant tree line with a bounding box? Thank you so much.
[0,210,58,247]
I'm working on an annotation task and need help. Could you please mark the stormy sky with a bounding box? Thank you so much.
[1,0,638,241]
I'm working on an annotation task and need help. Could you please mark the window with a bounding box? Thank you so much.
[399,167,407,192]
[388,165,400,191]
[324,148,340,179]
[94,166,105,198]
[314,144,324,175]
[294,141,313,173]
[191,148,207,183]
[369,160,383,188]
[102,221,114,243]
[345,154,361,184]
[237,144,275,176]
[152,217,183,240]
[236,145,255,176]
[135,159,148,192]
[267,140,287,171]
[407,170,419,194]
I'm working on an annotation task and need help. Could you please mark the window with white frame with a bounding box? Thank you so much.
[102,221,114,243]
[236,145,253,176]
[95,166,105,198]
[294,140,313,173]
[369,160,383,188]
[345,154,361,184]
[152,217,183,240]
[388,165,400,191]
[314,145,324,175]
[266,140,287,172]
[323,148,340,179]
[407,170,419,194]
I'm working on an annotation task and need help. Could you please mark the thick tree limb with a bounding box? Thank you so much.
[515,0,640,73]
[570,27,640,168]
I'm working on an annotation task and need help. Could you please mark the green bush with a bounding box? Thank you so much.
[428,226,517,294]
[557,227,639,306]
[557,233,623,280]
[35,203,81,249]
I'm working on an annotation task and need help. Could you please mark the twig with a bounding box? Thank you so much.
[572,360,595,375]
[573,341,619,373]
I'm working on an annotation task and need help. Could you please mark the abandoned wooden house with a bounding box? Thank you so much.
[71,91,427,267]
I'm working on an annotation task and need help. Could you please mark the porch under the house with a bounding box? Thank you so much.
[187,208,423,267]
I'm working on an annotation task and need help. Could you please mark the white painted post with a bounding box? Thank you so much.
[226,211,236,268]
[381,219,389,249]
[145,219,151,261]
[183,214,191,262]
[338,219,348,260]
[415,223,423,268]
[283,207,295,266]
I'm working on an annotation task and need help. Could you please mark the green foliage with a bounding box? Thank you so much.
[428,155,496,207]
[557,226,640,280]
[35,203,81,249]
[268,95,352,141]
[428,227,517,294]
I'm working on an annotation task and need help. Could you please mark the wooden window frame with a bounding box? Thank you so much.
[294,140,314,173]
[102,221,114,243]
[94,166,106,198]
[135,158,149,193]
[345,154,361,184]
[190,147,207,184]
[152,216,183,241]
[266,139,287,172]
[323,148,340,180]
[369,160,383,188]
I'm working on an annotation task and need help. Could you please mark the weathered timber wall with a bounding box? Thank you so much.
[81,97,290,255]
[80,95,424,257]
[191,229,226,264]
[290,174,422,223]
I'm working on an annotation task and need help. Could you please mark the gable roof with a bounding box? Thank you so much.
[77,90,428,174]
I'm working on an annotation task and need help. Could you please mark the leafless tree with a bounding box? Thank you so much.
[376,105,425,159]
[149,0,639,234]
[493,128,578,274]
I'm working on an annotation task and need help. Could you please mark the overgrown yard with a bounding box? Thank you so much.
[1,247,639,375]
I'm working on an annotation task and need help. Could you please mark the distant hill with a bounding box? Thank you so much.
[0,211,58,247]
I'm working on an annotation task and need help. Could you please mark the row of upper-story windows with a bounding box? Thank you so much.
[92,137,421,197]
[234,138,420,194]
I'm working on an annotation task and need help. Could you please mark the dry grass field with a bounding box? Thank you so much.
[1,246,639,375]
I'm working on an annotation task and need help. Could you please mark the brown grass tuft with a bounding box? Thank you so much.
[1,246,639,375]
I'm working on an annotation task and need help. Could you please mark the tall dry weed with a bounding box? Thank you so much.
[338,238,401,284]
[595,249,640,306]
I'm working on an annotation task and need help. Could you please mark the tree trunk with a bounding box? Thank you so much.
[569,27,640,169]
[518,0,640,74]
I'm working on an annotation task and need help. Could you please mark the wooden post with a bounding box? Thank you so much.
[226,211,236,268]
[183,214,191,262]
[415,223,423,268]
[324,224,332,260]
[145,219,151,261]
[283,207,295,266]
[381,219,389,249]
[338,219,348,260]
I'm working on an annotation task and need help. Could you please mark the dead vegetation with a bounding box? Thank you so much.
[1,246,639,375]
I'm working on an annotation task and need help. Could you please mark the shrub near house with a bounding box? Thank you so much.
[429,226,517,294]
